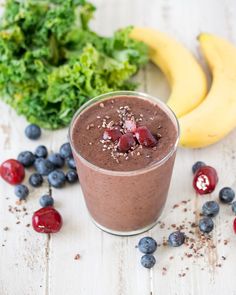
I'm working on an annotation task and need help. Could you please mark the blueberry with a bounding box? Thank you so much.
[219,187,235,203]
[199,217,214,233]
[66,170,78,184]
[192,161,206,174]
[48,153,64,168]
[138,237,157,254]
[17,151,35,167]
[66,157,76,169]
[168,231,185,247]
[14,184,29,199]
[59,143,72,159]
[140,254,156,269]
[202,201,220,217]
[35,145,48,158]
[232,201,236,214]
[29,173,43,187]
[25,124,41,140]
[34,158,54,176]
[39,195,54,207]
[48,170,66,188]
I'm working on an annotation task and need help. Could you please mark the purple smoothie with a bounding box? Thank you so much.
[69,91,179,235]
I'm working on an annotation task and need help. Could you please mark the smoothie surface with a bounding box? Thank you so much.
[71,96,177,171]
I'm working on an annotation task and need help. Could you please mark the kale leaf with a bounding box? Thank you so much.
[0,0,148,129]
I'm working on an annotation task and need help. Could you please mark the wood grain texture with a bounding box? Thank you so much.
[1,0,236,294]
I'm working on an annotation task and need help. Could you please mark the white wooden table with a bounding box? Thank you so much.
[1,0,236,294]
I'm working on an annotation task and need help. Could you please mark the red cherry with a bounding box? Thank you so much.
[118,132,136,152]
[124,118,136,132]
[103,128,122,142]
[0,159,25,185]
[193,166,218,195]
[135,126,157,147]
[32,207,63,234]
[233,218,236,234]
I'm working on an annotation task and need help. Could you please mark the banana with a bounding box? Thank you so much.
[179,33,236,148]
[130,27,207,117]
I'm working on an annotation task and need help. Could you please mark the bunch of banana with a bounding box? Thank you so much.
[131,28,236,148]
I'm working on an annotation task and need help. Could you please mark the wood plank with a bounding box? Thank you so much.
[145,0,236,294]
[0,102,48,295]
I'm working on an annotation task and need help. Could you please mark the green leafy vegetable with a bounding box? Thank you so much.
[0,0,148,129]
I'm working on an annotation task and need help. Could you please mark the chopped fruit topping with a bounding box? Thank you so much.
[199,217,214,233]
[141,254,156,269]
[192,161,206,174]
[135,126,157,147]
[118,132,136,152]
[168,231,185,247]
[219,187,235,203]
[32,207,62,233]
[193,166,218,194]
[124,118,136,132]
[202,201,219,217]
[138,237,157,254]
[0,159,25,185]
[234,218,236,234]
[103,128,122,142]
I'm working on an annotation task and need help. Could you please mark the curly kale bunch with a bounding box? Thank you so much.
[0,0,148,129]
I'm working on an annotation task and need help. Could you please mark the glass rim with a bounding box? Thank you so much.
[68,90,180,176]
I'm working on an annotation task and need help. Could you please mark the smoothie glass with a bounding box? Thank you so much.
[69,91,179,236]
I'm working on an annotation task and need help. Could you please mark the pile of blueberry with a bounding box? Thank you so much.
[138,161,236,270]
[14,141,78,200]
[138,232,186,269]
[138,237,157,269]
[0,124,79,234]
[2,124,78,198]
[192,161,236,234]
